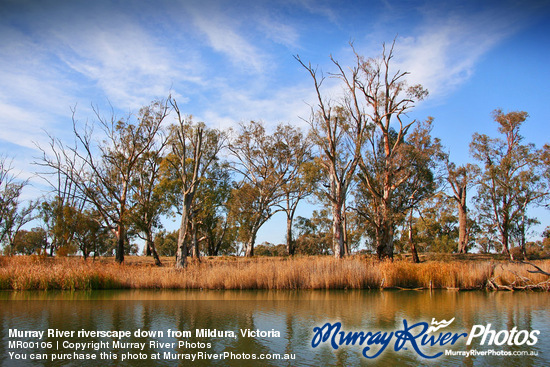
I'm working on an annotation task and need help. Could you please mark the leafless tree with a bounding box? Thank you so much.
[295,54,366,258]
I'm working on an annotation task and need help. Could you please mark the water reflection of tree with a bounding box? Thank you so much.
[0,291,549,366]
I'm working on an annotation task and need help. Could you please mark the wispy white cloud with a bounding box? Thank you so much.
[2,1,209,112]
[389,2,536,100]
[0,0,209,153]
[191,78,315,132]
[0,102,49,150]
[0,28,79,148]
[257,16,300,48]
[48,15,185,109]
[292,0,339,24]
[185,2,267,74]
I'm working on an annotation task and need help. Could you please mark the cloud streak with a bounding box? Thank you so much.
[185,1,268,74]
[390,1,540,100]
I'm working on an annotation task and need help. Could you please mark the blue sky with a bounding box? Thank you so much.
[1,0,549,246]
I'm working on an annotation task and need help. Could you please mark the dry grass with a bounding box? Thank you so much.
[0,255,548,291]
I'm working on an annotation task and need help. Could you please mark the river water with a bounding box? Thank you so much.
[0,290,548,366]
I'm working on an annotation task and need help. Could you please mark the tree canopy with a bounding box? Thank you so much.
[1,45,546,264]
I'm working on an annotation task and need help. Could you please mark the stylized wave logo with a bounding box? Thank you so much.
[427,318,455,333]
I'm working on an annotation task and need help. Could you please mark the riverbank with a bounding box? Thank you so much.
[0,255,548,291]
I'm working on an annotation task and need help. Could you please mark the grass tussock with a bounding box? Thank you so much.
[0,255,548,291]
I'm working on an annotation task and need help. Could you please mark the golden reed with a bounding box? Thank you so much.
[0,255,548,291]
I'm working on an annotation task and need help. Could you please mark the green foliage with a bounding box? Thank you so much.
[56,244,78,257]
[161,106,226,266]
[12,227,48,255]
[194,161,235,256]
[356,119,445,256]
[153,230,178,257]
[12,65,548,262]
[0,157,36,250]
[294,211,332,255]
[531,227,550,258]
[227,183,264,248]
[39,199,78,255]
[415,198,458,253]
[254,242,287,257]
[228,121,310,256]
[39,199,112,258]
[38,99,169,263]
[471,109,547,257]
[73,210,112,258]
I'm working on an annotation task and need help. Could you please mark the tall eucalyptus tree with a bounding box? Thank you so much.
[471,109,547,259]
